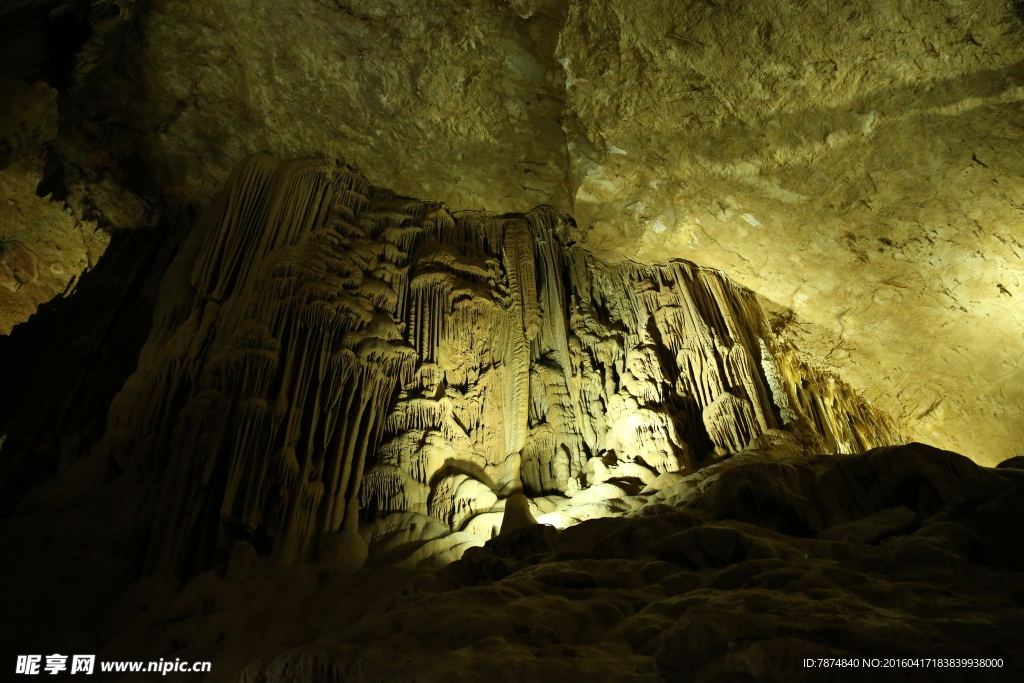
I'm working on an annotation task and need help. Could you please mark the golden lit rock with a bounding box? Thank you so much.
[100,154,898,575]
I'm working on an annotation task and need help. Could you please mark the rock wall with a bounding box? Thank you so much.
[91,0,572,212]
[66,0,1024,467]
[100,154,898,576]
[557,0,1024,467]
[0,151,111,334]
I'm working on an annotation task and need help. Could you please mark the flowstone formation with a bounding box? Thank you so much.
[102,154,898,577]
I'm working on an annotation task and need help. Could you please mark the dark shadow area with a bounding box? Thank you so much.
[0,0,91,88]
[0,210,192,516]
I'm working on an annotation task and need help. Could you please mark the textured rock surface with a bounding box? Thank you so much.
[98,153,897,578]
[99,0,572,212]
[558,0,1024,466]
[78,443,1024,683]
[79,0,1024,465]
[0,151,110,333]
[3,2,1024,678]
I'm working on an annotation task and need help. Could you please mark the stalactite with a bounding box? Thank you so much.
[98,154,901,576]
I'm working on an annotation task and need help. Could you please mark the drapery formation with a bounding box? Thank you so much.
[98,154,899,576]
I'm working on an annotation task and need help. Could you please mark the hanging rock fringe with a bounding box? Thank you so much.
[98,154,900,577]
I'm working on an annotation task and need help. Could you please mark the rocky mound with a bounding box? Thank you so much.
[96,443,1024,682]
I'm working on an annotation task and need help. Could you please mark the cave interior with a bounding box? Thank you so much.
[1,1,1023,681]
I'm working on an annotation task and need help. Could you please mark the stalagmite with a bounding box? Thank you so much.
[98,154,900,575]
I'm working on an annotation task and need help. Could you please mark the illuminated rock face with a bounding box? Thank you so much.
[0,147,111,335]
[102,154,898,575]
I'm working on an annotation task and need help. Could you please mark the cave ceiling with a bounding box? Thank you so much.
[2,0,1024,464]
